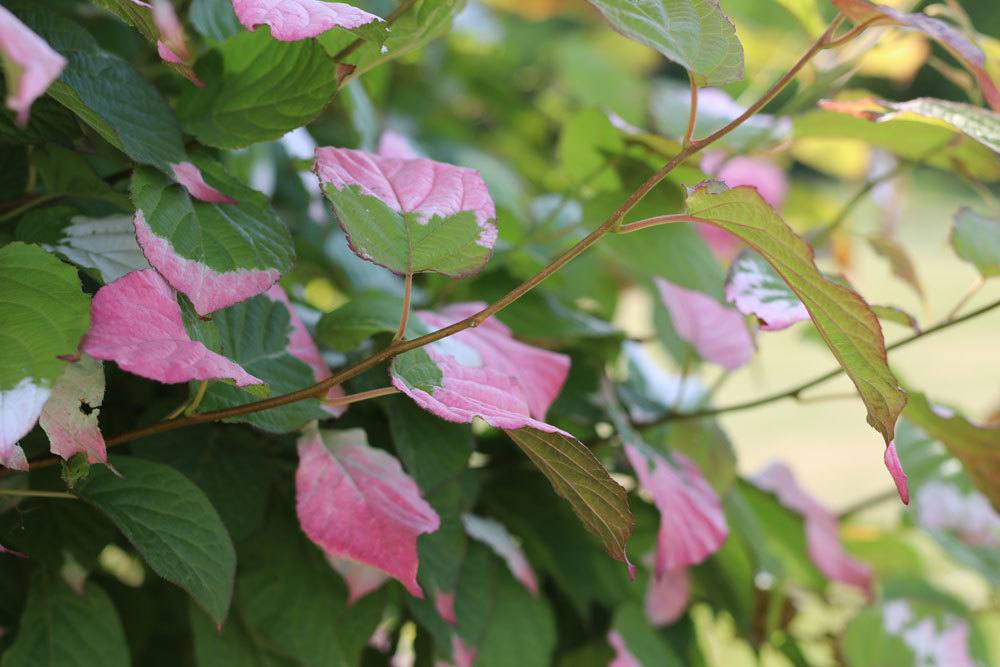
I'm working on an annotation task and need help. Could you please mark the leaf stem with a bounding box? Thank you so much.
[656,296,1000,424]
[184,380,209,416]
[683,73,699,147]
[394,273,413,342]
[324,386,400,408]
[0,488,76,499]
[945,276,985,322]
[1,16,853,476]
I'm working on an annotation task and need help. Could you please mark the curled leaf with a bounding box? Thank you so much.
[645,566,690,627]
[753,463,873,592]
[326,556,390,605]
[0,5,67,126]
[39,355,107,464]
[232,0,382,41]
[315,148,498,277]
[81,269,261,386]
[295,426,440,598]
[654,277,754,370]
[883,441,909,505]
[391,303,570,432]
[169,162,236,204]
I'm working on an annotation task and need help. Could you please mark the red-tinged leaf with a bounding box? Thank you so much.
[0,4,66,126]
[391,303,571,432]
[867,234,925,301]
[682,182,906,444]
[377,129,420,159]
[624,444,728,576]
[265,285,346,416]
[831,1,1000,111]
[295,426,440,598]
[645,566,690,627]
[232,0,382,41]
[504,428,634,571]
[753,463,873,593]
[884,441,909,505]
[726,251,809,331]
[38,354,106,464]
[654,277,755,370]
[326,556,390,605]
[904,391,1000,513]
[315,148,498,277]
[169,162,235,204]
[608,630,641,667]
[462,514,538,595]
[81,270,261,386]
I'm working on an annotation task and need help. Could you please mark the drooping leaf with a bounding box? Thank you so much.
[131,157,294,315]
[681,182,906,444]
[725,250,808,331]
[951,207,1000,278]
[752,463,873,592]
[586,0,743,87]
[38,354,106,464]
[0,242,90,470]
[75,455,237,624]
[831,1,1000,111]
[645,566,691,627]
[884,440,909,505]
[316,290,404,352]
[0,4,66,126]
[326,557,390,605]
[315,147,498,277]
[177,29,339,149]
[871,304,921,333]
[391,304,570,431]
[462,514,538,595]
[232,0,382,41]
[904,391,1000,513]
[505,427,633,571]
[82,269,260,387]
[295,426,440,597]
[1,572,129,667]
[654,277,755,370]
[196,293,328,433]
[867,233,926,301]
[43,214,150,283]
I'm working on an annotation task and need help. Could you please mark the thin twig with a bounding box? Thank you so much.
[945,277,984,322]
[393,274,413,342]
[0,488,76,499]
[324,386,400,408]
[1,16,851,477]
[683,73,699,147]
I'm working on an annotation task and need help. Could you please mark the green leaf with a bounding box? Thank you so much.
[189,0,241,42]
[321,184,493,277]
[455,544,556,667]
[586,0,744,86]
[178,30,339,149]
[0,242,90,390]
[878,98,1000,154]
[316,290,404,352]
[30,144,130,208]
[904,391,1000,513]
[197,295,327,433]
[951,208,1000,278]
[89,0,198,81]
[74,456,236,625]
[504,427,634,569]
[1,573,129,667]
[840,605,915,667]
[189,602,297,667]
[610,603,685,667]
[130,157,295,302]
[682,182,905,444]
[557,109,624,193]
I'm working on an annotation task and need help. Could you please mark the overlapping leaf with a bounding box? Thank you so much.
[38,354,106,464]
[681,182,906,444]
[0,4,66,126]
[726,250,808,331]
[587,0,744,86]
[655,277,755,369]
[232,0,382,41]
[43,214,149,283]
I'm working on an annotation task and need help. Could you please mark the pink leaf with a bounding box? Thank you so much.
[0,379,49,470]
[645,566,691,627]
[916,482,1000,547]
[390,303,571,432]
[0,543,27,559]
[38,354,107,464]
[753,463,873,593]
[232,0,382,41]
[435,590,457,625]
[295,426,440,598]
[625,445,728,575]
[326,556,390,605]
[0,5,67,126]
[81,269,261,386]
[169,162,236,204]
[377,130,421,159]
[133,211,281,316]
[884,440,909,505]
[152,0,191,63]
[607,630,641,667]
[265,285,347,416]
[462,513,539,595]
[654,278,754,370]
[449,635,476,667]
[314,147,498,248]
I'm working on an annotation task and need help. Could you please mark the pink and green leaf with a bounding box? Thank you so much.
[0,4,66,126]
[232,0,382,41]
[39,354,107,464]
[726,251,809,331]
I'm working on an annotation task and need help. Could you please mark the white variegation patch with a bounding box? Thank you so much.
[726,252,808,331]
[0,378,51,470]
[45,215,149,283]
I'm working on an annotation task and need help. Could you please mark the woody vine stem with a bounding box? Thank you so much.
[10,13,993,478]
